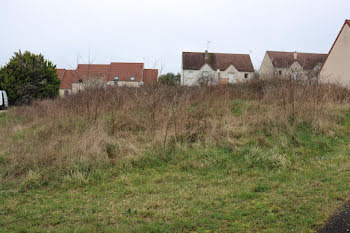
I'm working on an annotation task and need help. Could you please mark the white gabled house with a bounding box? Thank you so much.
[181,51,255,86]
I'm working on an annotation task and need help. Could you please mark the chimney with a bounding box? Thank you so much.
[294,51,298,61]
[205,50,209,62]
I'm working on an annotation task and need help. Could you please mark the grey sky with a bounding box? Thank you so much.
[1,0,349,74]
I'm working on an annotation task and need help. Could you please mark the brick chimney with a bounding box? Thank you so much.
[205,50,209,62]
[294,51,298,61]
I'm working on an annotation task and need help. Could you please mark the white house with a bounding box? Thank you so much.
[181,51,255,86]
[320,20,350,86]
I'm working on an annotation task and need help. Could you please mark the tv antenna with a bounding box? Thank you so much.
[207,41,211,51]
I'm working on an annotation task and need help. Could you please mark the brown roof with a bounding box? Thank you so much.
[76,64,110,81]
[267,51,327,70]
[321,19,350,71]
[182,52,254,72]
[108,63,144,82]
[60,70,76,89]
[56,69,65,80]
[74,63,144,82]
[57,62,157,89]
[143,69,158,84]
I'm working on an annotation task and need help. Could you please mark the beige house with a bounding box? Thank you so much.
[320,20,350,86]
[259,51,327,80]
[181,51,255,86]
[57,63,158,96]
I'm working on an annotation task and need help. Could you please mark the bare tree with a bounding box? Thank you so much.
[197,71,218,86]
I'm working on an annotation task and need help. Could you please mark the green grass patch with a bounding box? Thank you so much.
[231,99,249,116]
[0,113,349,232]
[0,111,7,124]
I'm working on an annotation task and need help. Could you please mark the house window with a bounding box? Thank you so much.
[78,79,83,83]
[64,90,69,96]
[244,73,248,79]
[114,76,119,85]
[279,70,282,75]
[188,71,193,78]
[130,76,135,81]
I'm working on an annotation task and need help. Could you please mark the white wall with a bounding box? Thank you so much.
[60,80,143,97]
[224,65,253,83]
[59,89,72,96]
[259,52,274,79]
[106,81,141,87]
[182,64,216,86]
[182,64,253,86]
[321,24,350,86]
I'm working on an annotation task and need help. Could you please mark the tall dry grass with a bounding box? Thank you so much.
[0,79,349,182]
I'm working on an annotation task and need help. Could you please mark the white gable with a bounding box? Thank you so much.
[225,64,238,73]
[321,22,350,85]
[198,64,215,72]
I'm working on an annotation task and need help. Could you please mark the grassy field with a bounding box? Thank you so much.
[0,81,350,232]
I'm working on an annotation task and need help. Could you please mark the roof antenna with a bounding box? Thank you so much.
[206,40,211,52]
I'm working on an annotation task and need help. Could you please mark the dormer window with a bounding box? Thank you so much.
[114,76,119,84]
[130,76,135,81]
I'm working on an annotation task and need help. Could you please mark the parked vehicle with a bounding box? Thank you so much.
[0,90,9,109]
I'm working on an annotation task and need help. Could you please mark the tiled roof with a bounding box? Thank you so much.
[182,52,255,72]
[143,69,158,84]
[108,63,144,82]
[60,70,76,89]
[76,64,110,81]
[56,69,65,80]
[266,51,327,70]
[56,62,158,89]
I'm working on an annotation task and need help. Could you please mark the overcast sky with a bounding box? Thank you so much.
[1,0,349,73]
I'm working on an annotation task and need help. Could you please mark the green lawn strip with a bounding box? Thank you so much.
[1,159,349,232]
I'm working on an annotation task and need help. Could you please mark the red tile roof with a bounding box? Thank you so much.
[143,69,158,84]
[182,52,255,72]
[56,62,157,89]
[60,70,76,89]
[108,63,144,82]
[76,64,110,81]
[56,69,65,80]
[267,51,327,70]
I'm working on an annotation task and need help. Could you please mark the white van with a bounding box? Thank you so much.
[0,90,9,109]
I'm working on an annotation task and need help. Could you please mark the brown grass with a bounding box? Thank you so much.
[0,79,349,182]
